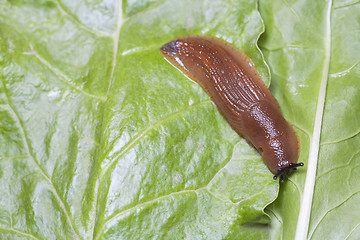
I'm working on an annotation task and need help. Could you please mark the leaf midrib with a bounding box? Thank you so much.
[89,0,124,239]
[294,1,333,239]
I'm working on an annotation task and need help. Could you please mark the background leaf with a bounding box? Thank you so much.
[0,0,277,239]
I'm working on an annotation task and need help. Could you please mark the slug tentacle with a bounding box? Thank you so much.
[161,41,178,54]
[273,162,304,181]
[160,35,303,180]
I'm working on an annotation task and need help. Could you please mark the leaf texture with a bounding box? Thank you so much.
[259,0,360,239]
[0,0,277,239]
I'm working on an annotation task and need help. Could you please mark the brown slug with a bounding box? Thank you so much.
[160,35,303,181]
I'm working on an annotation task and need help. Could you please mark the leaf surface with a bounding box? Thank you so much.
[259,0,360,239]
[0,0,277,239]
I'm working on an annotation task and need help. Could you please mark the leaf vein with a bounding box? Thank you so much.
[55,0,111,37]
[281,0,321,38]
[316,149,360,180]
[329,60,360,78]
[97,188,204,239]
[344,222,360,240]
[123,0,167,19]
[295,2,332,239]
[94,101,216,239]
[260,45,316,52]
[101,100,212,177]
[0,82,80,239]
[287,177,303,199]
[23,45,106,101]
[308,190,360,239]
[234,183,274,205]
[321,129,360,145]
[293,122,311,139]
[0,227,40,240]
[334,0,360,9]
[91,0,124,238]
[121,44,160,56]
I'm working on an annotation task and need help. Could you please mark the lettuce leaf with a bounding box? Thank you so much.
[259,0,360,239]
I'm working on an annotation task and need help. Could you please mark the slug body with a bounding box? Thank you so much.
[160,36,302,180]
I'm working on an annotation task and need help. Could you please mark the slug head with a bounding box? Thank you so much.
[160,40,178,57]
[273,162,304,182]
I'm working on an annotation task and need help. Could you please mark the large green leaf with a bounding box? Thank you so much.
[0,0,276,239]
[259,0,360,239]
[0,0,359,239]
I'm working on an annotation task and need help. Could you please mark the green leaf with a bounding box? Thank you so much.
[0,0,276,239]
[259,0,360,239]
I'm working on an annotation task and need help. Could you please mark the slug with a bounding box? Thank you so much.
[160,35,303,181]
